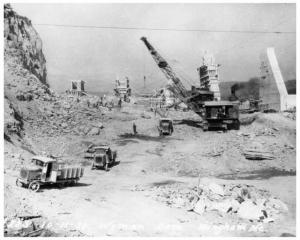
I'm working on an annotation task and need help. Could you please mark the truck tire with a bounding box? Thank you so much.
[71,180,78,186]
[28,181,40,192]
[234,120,240,130]
[110,158,115,167]
[105,163,109,172]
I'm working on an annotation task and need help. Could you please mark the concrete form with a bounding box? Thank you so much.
[259,48,296,111]
[114,77,131,98]
[67,80,86,96]
[197,53,221,101]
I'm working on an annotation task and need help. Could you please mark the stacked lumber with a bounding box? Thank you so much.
[243,149,275,160]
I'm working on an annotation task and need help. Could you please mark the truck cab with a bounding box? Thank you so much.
[24,156,59,183]
[85,144,117,171]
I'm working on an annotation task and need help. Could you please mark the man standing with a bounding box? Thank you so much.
[118,98,122,108]
[133,122,137,135]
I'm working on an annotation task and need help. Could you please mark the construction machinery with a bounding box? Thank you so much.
[16,156,84,192]
[202,101,240,131]
[140,37,240,130]
[140,37,214,116]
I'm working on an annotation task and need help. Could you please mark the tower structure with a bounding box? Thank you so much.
[197,53,221,101]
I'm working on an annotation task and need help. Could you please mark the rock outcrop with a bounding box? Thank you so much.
[4,4,51,142]
[4,3,47,86]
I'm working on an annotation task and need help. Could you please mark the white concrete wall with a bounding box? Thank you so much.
[259,48,295,111]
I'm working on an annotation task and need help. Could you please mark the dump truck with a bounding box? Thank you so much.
[16,156,84,192]
[84,144,117,171]
[202,101,240,131]
[158,118,174,136]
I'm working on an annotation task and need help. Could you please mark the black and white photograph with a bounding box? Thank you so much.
[2,0,298,237]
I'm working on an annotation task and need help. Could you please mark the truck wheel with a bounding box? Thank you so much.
[69,180,77,186]
[28,181,40,192]
[57,183,65,188]
[235,121,240,130]
[105,164,109,172]
[110,159,115,167]
[16,179,23,188]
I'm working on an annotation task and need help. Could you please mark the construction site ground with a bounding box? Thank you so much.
[4,97,296,237]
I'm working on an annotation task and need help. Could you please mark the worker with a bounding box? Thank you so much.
[133,122,137,135]
[169,121,174,134]
[118,98,122,108]
[105,148,112,171]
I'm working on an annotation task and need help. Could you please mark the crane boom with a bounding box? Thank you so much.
[140,37,188,98]
[140,37,212,115]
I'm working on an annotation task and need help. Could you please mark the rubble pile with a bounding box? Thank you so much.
[141,179,288,223]
[4,216,53,237]
[26,95,107,137]
[283,111,296,120]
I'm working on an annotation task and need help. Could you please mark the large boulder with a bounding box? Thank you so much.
[193,198,209,215]
[92,122,104,129]
[266,198,288,212]
[5,217,34,235]
[87,127,100,136]
[209,198,240,213]
[207,182,224,196]
[237,200,264,220]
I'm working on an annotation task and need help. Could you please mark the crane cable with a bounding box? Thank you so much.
[35,23,295,34]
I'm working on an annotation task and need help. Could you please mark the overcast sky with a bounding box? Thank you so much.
[12,3,296,93]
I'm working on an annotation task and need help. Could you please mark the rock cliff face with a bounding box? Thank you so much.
[3,4,105,143]
[4,4,47,86]
[4,4,51,140]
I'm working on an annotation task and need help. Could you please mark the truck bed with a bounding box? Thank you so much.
[57,167,84,180]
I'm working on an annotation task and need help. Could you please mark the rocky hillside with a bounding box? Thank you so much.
[4,4,47,85]
[4,4,108,147]
[4,4,52,141]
